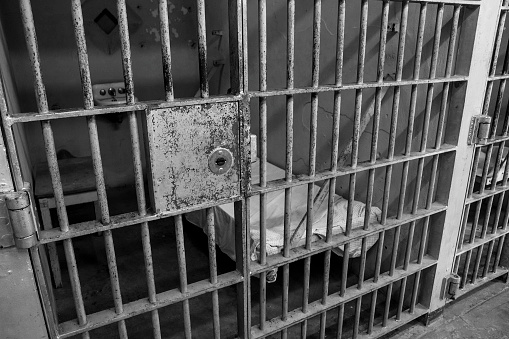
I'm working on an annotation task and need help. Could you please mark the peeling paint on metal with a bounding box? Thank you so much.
[146,102,240,213]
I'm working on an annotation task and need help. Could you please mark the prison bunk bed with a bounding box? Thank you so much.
[186,159,381,282]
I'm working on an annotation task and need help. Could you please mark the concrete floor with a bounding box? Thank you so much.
[47,185,509,338]
[387,278,509,339]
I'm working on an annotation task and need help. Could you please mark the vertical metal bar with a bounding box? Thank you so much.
[418,217,429,264]
[159,0,174,101]
[348,0,368,238]
[396,277,407,320]
[71,4,128,336]
[175,215,192,339]
[390,226,401,276]
[461,250,472,288]
[206,208,220,338]
[340,243,350,297]
[406,3,427,154]
[336,303,344,339]
[382,283,393,327]
[63,240,89,339]
[117,0,135,105]
[482,240,495,277]
[367,290,377,334]
[471,245,484,283]
[404,222,416,271]
[436,6,460,149]
[374,230,385,282]
[20,0,69,232]
[196,0,209,98]
[357,238,367,289]
[382,1,409,224]
[421,4,444,151]
[493,234,506,271]
[410,271,421,314]
[353,296,362,338]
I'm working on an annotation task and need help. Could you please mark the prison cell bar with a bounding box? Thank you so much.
[300,0,322,336]
[18,0,91,338]
[72,0,129,337]
[115,0,166,336]
[159,0,175,101]
[257,0,268,331]
[281,0,296,337]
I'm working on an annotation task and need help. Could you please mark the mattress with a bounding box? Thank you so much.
[186,160,380,262]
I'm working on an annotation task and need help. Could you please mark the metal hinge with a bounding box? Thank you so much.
[2,184,38,249]
[441,273,461,300]
[468,115,492,145]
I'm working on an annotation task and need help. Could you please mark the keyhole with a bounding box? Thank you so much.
[216,157,226,167]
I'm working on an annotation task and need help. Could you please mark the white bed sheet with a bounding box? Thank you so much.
[186,161,380,262]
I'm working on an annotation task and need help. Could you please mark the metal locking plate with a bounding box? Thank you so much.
[146,102,240,213]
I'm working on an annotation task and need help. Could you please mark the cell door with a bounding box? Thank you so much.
[452,0,509,300]
[0,1,506,339]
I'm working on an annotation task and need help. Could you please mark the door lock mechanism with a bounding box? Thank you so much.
[208,147,233,175]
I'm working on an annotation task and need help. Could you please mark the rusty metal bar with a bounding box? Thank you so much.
[196,0,209,98]
[70,5,127,336]
[159,0,174,101]
[59,271,243,337]
[117,0,135,104]
[63,239,90,339]
[175,215,192,339]
[20,0,69,233]
[205,208,220,338]
[248,76,468,98]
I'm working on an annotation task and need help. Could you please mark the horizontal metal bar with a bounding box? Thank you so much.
[453,269,509,301]
[473,135,509,147]
[251,144,455,196]
[248,76,468,98]
[465,184,509,205]
[357,305,428,339]
[6,95,243,124]
[250,203,446,274]
[250,258,436,338]
[489,74,509,82]
[455,228,509,256]
[58,271,243,338]
[379,0,479,4]
[39,196,242,243]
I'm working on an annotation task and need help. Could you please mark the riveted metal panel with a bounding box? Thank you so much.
[146,102,240,213]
